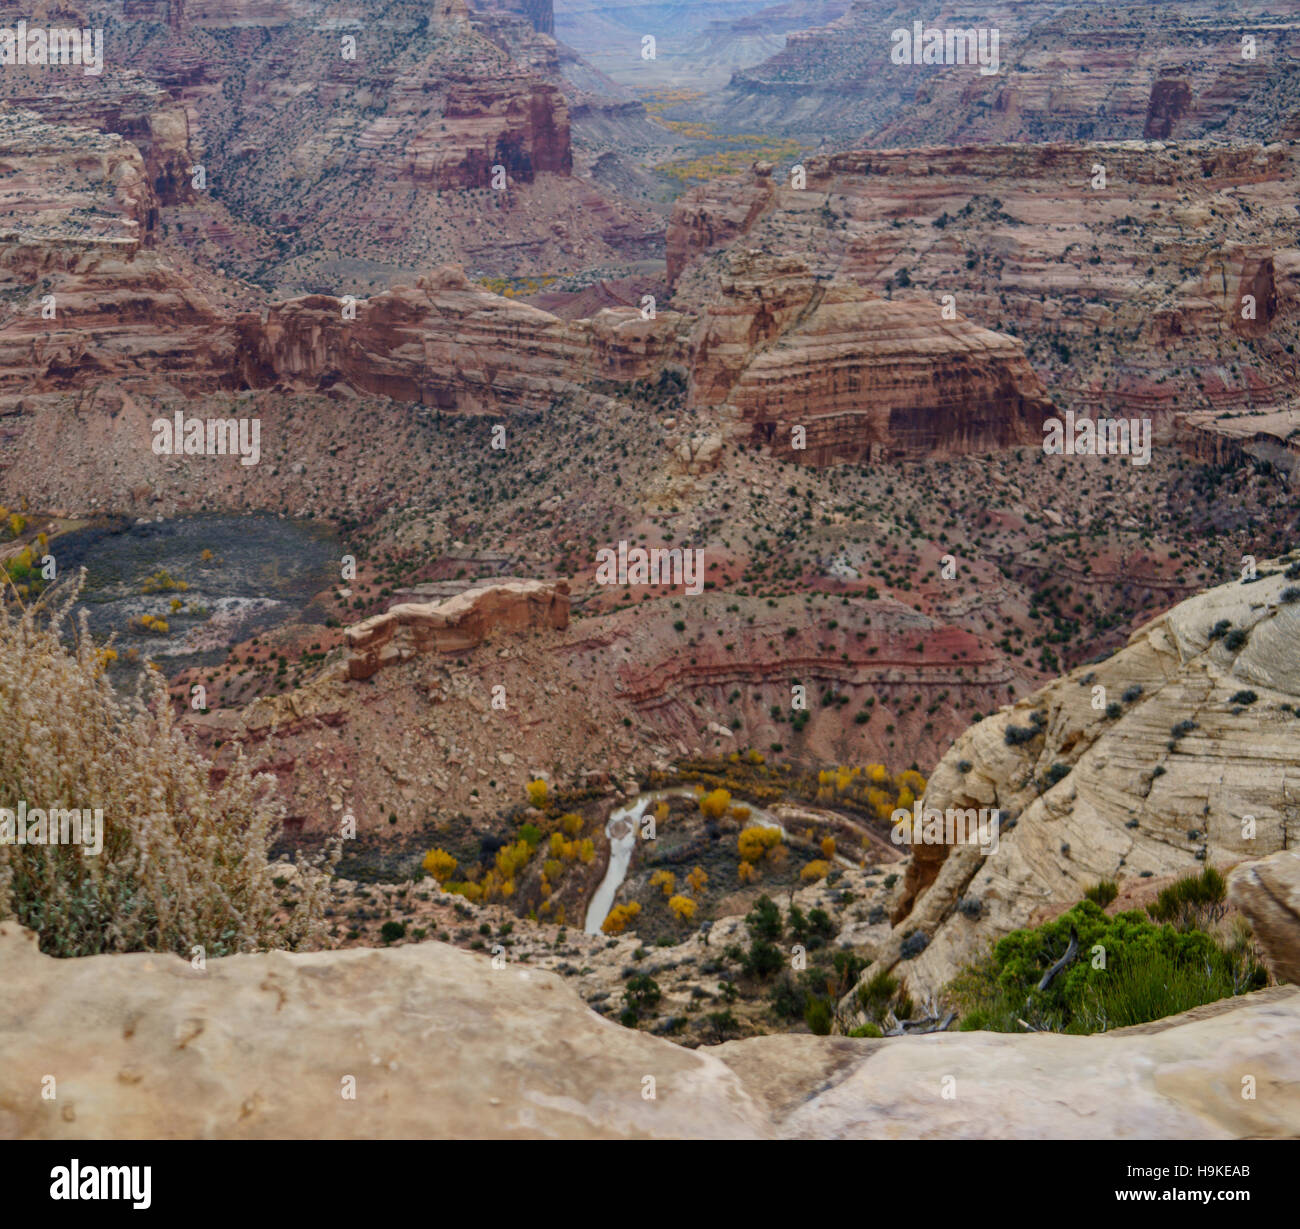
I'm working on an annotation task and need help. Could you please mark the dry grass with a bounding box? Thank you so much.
[0,574,335,957]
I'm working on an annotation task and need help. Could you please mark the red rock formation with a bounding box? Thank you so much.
[1175,410,1300,478]
[345,580,570,680]
[668,143,1300,423]
[859,0,1300,146]
[236,267,688,409]
[1144,76,1193,140]
[732,292,1054,463]
[666,163,774,286]
[404,80,573,187]
[0,108,235,395]
[0,0,660,285]
[682,250,1054,462]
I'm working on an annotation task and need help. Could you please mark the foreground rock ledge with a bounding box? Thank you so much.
[1,925,1296,1139]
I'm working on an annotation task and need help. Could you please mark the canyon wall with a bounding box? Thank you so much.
[236,267,688,408]
[688,253,1053,462]
[668,141,1300,421]
[705,0,1300,144]
[855,557,1300,1003]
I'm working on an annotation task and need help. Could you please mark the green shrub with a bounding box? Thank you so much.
[946,897,1263,1034]
[745,894,783,942]
[743,939,783,979]
[856,968,899,1020]
[770,973,806,1020]
[380,921,406,944]
[1148,867,1226,925]
[622,973,662,1023]
[804,997,833,1035]
[1083,880,1119,908]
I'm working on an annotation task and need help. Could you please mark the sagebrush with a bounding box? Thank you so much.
[0,576,334,957]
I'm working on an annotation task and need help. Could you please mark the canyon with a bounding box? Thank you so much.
[667,141,1300,426]
[0,0,663,292]
[1,0,1298,1148]
[692,0,1300,145]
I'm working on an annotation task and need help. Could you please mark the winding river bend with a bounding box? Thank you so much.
[583,792,669,935]
[582,789,788,935]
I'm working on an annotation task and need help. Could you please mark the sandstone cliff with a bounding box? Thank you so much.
[686,251,1053,463]
[0,108,237,398]
[707,0,1300,146]
[345,580,570,680]
[668,142,1300,422]
[1231,850,1300,985]
[861,555,1300,1002]
[237,268,689,409]
[869,0,1300,147]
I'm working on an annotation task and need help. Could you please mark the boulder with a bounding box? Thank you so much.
[1,923,1296,1139]
[1230,850,1300,984]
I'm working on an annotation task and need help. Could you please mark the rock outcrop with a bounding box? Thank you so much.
[344,580,570,681]
[0,108,235,399]
[710,0,1300,146]
[2,920,1296,1138]
[1230,850,1300,985]
[238,268,688,410]
[863,555,1300,1001]
[668,142,1300,422]
[869,0,1300,148]
[1176,408,1300,483]
[689,254,1053,463]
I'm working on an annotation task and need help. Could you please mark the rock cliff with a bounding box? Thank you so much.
[862,555,1300,1002]
[686,252,1053,463]
[344,580,570,680]
[668,142,1300,422]
[1231,850,1300,985]
[237,268,688,409]
[708,0,1300,145]
[2,919,1296,1138]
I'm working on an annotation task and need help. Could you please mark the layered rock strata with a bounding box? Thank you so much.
[669,142,1300,421]
[344,580,570,681]
[859,555,1300,1001]
[689,253,1054,462]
